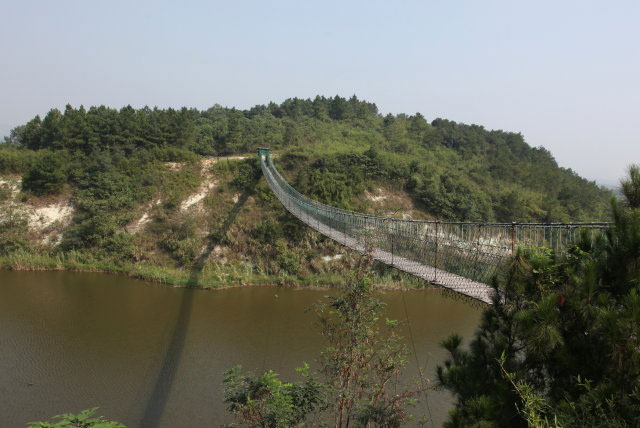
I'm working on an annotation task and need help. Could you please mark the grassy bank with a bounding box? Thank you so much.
[0,250,431,291]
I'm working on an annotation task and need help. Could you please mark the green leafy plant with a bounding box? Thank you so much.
[27,408,125,428]
[223,364,326,428]
[314,254,424,427]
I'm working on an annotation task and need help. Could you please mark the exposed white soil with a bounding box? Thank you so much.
[126,199,161,233]
[164,162,182,171]
[365,188,388,202]
[180,156,248,212]
[29,201,74,230]
[180,158,217,211]
[2,175,73,245]
[322,254,344,262]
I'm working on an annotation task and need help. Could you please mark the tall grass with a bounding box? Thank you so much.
[0,250,433,290]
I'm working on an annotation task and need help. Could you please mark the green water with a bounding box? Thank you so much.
[0,271,482,427]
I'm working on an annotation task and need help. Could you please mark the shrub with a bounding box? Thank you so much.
[0,204,29,255]
[251,219,284,245]
[0,146,40,174]
[230,159,261,191]
[26,407,124,428]
[22,151,67,196]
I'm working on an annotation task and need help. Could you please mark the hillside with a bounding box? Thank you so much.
[0,96,613,287]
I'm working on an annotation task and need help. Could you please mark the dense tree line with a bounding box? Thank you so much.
[2,96,377,156]
[0,95,612,259]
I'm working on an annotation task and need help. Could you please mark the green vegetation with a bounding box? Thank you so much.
[621,164,640,209]
[223,364,326,427]
[22,151,67,196]
[223,256,424,427]
[0,203,29,254]
[436,168,640,427]
[313,258,425,427]
[26,408,124,428]
[0,96,612,287]
[5,98,633,426]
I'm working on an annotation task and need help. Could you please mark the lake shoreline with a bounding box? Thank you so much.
[0,250,442,293]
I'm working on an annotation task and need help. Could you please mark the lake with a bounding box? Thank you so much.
[0,271,482,427]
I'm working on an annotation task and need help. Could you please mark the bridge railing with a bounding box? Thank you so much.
[258,150,609,302]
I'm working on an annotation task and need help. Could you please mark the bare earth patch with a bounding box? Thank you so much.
[164,162,182,171]
[126,199,161,233]
[29,201,74,230]
[365,188,388,202]
[180,156,248,212]
[363,186,427,219]
[1,175,74,245]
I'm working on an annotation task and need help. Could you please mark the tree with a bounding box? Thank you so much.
[408,113,429,140]
[22,151,67,196]
[312,95,330,120]
[620,164,640,209]
[283,120,301,146]
[329,96,350,120]
[0,202,29,255]
[436,165,640,427]
[315,254,425,427]
[21,116,43,149]
[418,174,494,221]
[225,109,245,154]
[382,114,403,143]
[40,109,64,149]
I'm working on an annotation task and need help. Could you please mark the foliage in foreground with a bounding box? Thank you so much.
[223,256,426,427]
[223,364,327,427]
[27,408,124,428]
[437,167,640,427]
[314,257,424,427]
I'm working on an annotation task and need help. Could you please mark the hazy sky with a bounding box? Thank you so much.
[1,0,638,183]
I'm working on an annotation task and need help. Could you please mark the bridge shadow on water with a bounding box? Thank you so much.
[138,189,252,428]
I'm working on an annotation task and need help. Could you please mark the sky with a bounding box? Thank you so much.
[1,0,638,184]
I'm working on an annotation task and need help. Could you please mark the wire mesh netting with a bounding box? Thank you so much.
[258,150,610,304]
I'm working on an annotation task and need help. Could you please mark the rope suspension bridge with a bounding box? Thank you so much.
[258,148,609,304]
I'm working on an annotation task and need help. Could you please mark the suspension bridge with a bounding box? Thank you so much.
[257,148,609,304]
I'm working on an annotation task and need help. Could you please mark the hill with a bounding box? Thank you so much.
[0,96,613,287]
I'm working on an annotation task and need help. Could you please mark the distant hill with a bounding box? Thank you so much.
[0,96,615,287]
[597,180,623,198]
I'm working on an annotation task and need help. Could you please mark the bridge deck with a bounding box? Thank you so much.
[284,196,495,304]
